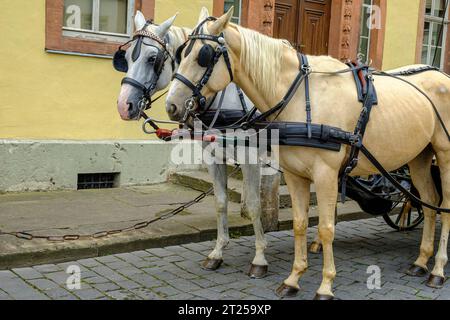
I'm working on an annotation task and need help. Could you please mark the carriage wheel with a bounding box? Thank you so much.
[382,197,424,231]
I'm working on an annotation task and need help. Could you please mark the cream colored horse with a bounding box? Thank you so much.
[166,8,449,299]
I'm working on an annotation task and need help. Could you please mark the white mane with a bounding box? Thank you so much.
[237,25,289,100]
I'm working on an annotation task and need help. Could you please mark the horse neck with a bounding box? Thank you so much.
[225,26,301,115]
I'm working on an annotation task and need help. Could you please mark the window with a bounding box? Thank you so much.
[45,0,154,57]
[358,0,374,63]
[224,0,242,24]
[421,0,449,68]
[62,0,135,42]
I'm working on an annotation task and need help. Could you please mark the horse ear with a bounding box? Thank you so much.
[155,14,178,38]
[197,7,210,24]
[208,7,233,35]
[134,10,146,31]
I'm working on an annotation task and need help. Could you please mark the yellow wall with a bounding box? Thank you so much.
[382,0,421,70]
[0,0,212,140]
[155,0,213,27]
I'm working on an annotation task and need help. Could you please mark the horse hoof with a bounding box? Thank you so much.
[201,258,223,271]
[426,274,446,289]
[313,293,335,300]
[309,242,323,254]
[405,264,428,277]
[247,264,268,279]
[275,283,299,298]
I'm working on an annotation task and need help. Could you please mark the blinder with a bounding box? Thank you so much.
[198,44,215,68]
[113,48,128,73]
[113,40,169,75]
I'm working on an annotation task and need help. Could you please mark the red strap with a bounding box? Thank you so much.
[156,129,173,139]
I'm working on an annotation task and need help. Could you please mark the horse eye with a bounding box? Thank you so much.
[148,56,156,64]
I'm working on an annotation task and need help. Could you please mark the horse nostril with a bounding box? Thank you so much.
[127,103,133,111]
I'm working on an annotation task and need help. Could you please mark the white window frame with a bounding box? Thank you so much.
[358,0,374,62]
[422,0,449,69]
[62,0,135,43]
[224,0,242,25]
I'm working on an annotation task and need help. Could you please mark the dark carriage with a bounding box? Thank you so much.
[347,165,442,231]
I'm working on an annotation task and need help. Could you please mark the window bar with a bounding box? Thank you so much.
[93,0,100,32]
[127,0,135,36]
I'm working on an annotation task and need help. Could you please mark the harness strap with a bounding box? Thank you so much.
[235,85,249,113]
[249,53,306,124]
[339,74,377,202]
[301,55,313,138]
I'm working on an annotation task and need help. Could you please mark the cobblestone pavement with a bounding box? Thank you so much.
[0,216,449,300]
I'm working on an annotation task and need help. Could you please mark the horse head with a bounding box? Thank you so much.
[166,7,236,123]
[116,11,177,120]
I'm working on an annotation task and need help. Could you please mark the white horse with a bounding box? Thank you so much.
[116,10,275,278]
[166,8,450,299]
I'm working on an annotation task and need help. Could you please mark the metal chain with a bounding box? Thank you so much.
[1,165,241,242]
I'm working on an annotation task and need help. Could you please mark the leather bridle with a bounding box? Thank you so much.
[173,17,234,122]
[114,20,175,118]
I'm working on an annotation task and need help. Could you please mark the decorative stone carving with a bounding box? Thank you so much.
[340,0,354,61]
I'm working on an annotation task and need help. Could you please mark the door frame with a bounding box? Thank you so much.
[213,0,386,67]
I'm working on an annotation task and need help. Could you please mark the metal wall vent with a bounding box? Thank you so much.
[77,173,120,190]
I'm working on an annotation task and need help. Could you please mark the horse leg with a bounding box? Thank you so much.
[427,150,450,288]
[202,163,229,270]
[276,171,311,297]
[309,233,323,254]
[309,207,338,254]
[241,163,269,278]
[405,148,438,277]
[314,166,338,300]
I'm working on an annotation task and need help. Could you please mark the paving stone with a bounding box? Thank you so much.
[116,280,142,290]
[105,289,141,300]
[150,285,182,298]
[104,261,132,270]
[130,273,163,288]
[33,264,61,273]
[90,266,128,283]
[27,278,60,291]
[92,282,121,292]
[116,266,144,277]
[2,217,450,300]
[45,287,79,300]
[12,267,43,280]
[73,288,105,300]
[83,276,110,284]
[77,258,102,268]
[45,271,71,285]
[115,252,143,263]
[0,270,17,280]
[131,288,162,300]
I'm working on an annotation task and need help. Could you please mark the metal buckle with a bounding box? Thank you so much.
[301,64,312,75]
[349,134,362,147]
[182,98,196,123]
